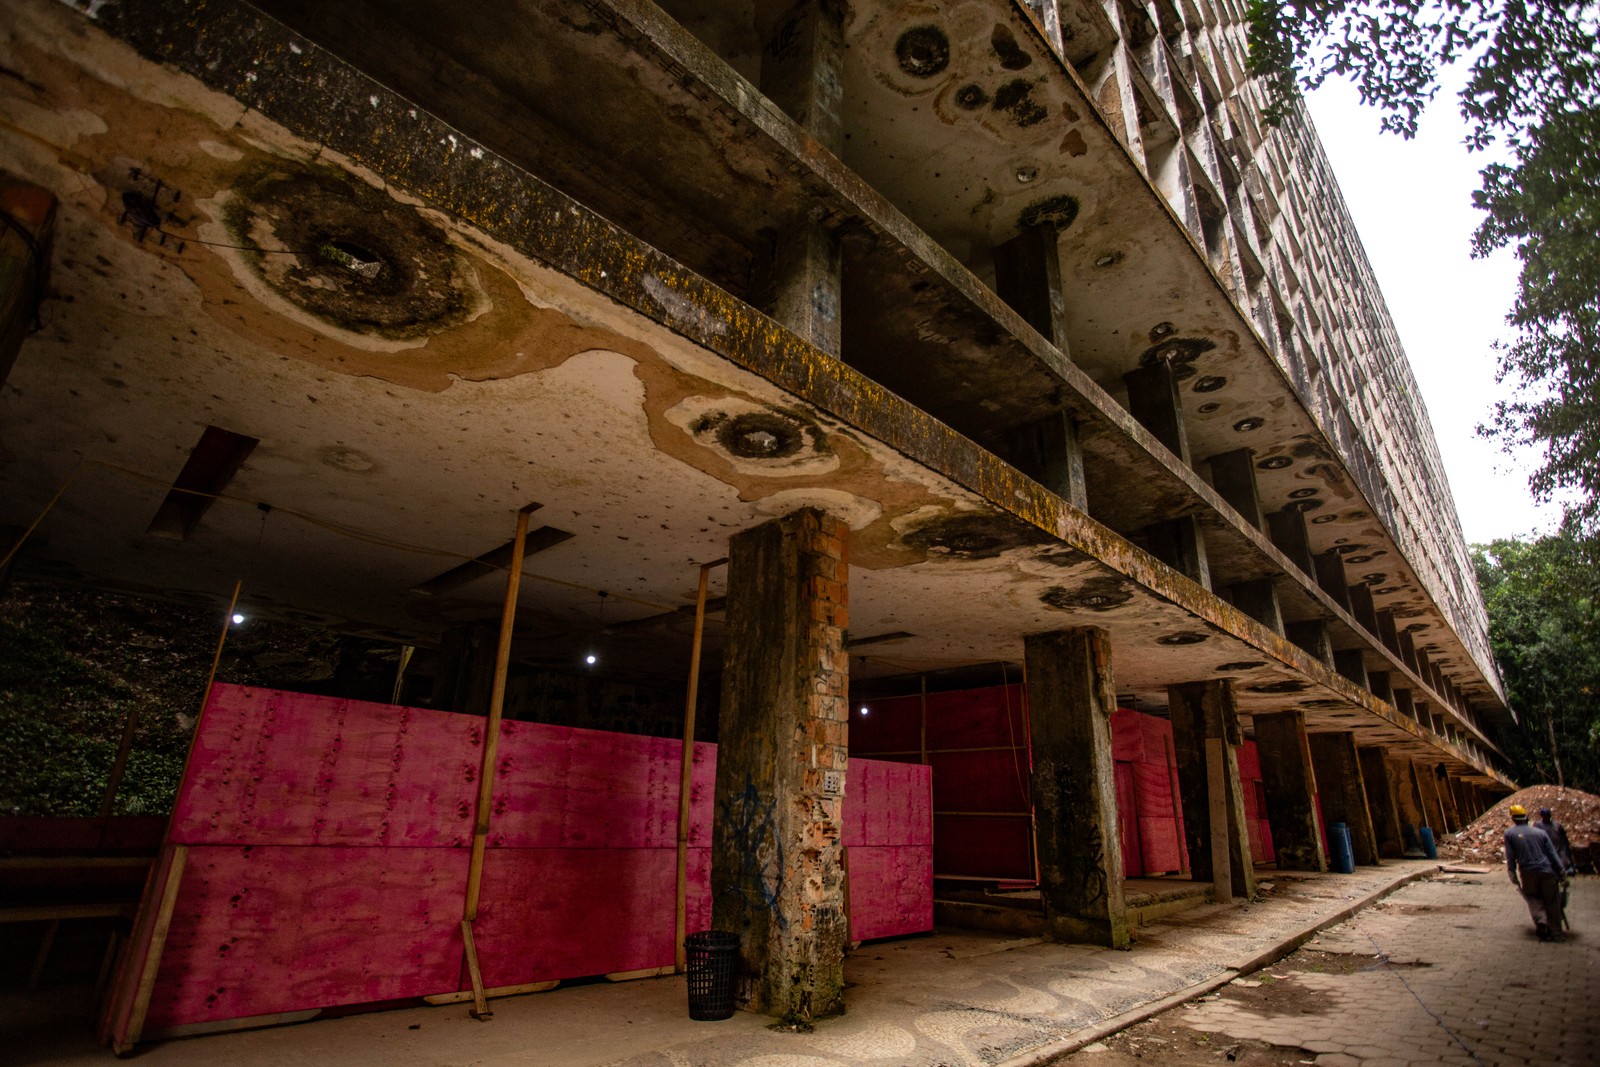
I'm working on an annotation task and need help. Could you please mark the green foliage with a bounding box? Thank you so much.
[1472,527,1600,791]
[1246,0,1600,528]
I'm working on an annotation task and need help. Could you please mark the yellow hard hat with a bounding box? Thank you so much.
[1509,804,1528,817]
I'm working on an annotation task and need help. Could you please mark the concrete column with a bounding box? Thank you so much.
[1228,578,1283,634]
[993,224,1068,347]
[1357,747,1404,858]
[1135,515,1211,589]
[712,508,849,1022]
[1348,582,1380,634]
[759,1,844,356]
[1408,761,1441,834]
[1251,711,1327,871]
[1393,687,1417,721]
[1397,629,1420,673]
[1375,609,1401,656]
[1207,448,1264,529]
[1005,412,1088,511]
[1267,508,1315,576]
[1313,550,1352,612]
[1388,756,1427,853]
[1286,619,1333,668]
[1123,361,1191,465]
[1450,777,1477,827]
[1024,627,1129,948]
[1430,763,1460,832]
[1168,681,1256,900]
[1307,732,1380,865]
[0,180,54,389]
[1334,649,1369,690]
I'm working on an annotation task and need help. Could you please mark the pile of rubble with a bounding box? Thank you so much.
[1445,785,1600,870]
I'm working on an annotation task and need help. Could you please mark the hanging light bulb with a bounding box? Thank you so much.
[231,613,246,625]
[582,590,608,668]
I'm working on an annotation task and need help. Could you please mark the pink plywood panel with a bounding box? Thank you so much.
[472,847,709,985]
[923,684,1027,750]
[489,721,715,850]
[1115,762,1143,877]
[143,845,466,1029]
[844,758,933,848]
[1138,816,1184,874]
[1236,740,1262,781]
[847,845,933,941]
[172,686,478,848]
[1110,709,1145,762]
[929,750,1030,813]
[850,693,923,754]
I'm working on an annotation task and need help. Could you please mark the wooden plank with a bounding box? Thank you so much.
[676,560,715,972]
[142,1009,320,1040]
[422,980,559,1005]
[120,843,188,1052]
[0,903,139,923]
[1205,739,1232,902]
[605,965,675,982]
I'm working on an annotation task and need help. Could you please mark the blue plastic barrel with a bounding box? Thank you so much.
[1328,821,1355,873]
[1418,826,1437,859]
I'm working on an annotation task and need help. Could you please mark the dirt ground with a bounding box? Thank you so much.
[1053,952,1371,1066]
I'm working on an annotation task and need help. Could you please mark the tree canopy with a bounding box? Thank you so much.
[1246,0,1600,530]
[1472,526,1600,792]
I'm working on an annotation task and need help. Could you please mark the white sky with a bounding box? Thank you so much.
[1303,75,1562,545]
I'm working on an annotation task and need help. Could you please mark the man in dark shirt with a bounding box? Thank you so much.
[1505,803,1565,940]
[1536,807,1576,931]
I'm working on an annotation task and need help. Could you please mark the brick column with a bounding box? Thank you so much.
[1308,732,1380,865]
[711,508,849,1023]
[1169,681,1255,900]
[1357,746,1404,858]
[1024,627,1129,947]
[1251,711,1327,871]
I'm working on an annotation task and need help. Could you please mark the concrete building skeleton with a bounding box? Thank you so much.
[0,0,1518,1034]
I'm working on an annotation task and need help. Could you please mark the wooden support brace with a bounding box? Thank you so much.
[675,557,725,972]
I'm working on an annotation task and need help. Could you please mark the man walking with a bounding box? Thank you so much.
[1506,803,1565,940]
[1536,806,1577,931]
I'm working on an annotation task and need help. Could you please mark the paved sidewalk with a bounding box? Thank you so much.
[6,862,1435,1066]
[1175,872,1598,1066]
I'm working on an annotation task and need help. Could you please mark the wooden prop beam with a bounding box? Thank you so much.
[461,504,538,1019]
[674,557,724,972]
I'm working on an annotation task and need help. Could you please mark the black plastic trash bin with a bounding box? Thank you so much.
[684,931,739,1021]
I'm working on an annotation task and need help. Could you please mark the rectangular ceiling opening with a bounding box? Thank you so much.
[146,425,259,540]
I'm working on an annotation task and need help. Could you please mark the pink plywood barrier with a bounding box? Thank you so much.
[115,685,929,1038]
[1236,740,1275,864]
[132,685,716,1033]
[842,758,933,941]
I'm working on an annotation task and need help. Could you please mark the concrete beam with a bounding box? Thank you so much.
[1266,508,1315,576]
[759,1,845,356]
[1347,582,1380,634]
[1357,746,1404,859]
[1123,361,1191,466]
[1227,578,1283,635]
[1005,412,1088,512]
[1333,649,1368,690]
[993,224,1068,349]
[1313,550,1352,613]
[0,180,54,389]
[1024,627,1129,948]
[1168,681,1255,901]
[1286,619,1333,669]
[1251,711,1327,872]
[712,508,849,1022]
[1206,448,1264,530]
[1308,732,1380,866]
[1135,515,1212,590]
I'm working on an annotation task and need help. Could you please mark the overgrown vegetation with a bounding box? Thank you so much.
[1472,525,1600,793]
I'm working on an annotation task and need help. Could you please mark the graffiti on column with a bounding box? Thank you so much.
[722,776,786,928]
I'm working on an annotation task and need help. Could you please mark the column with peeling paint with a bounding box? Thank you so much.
[1168,680,1255,900]
[1024,627,1129,948]
[711,508,850,1023]
[1251,710,1327,872]
[1308,732,1380,866]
